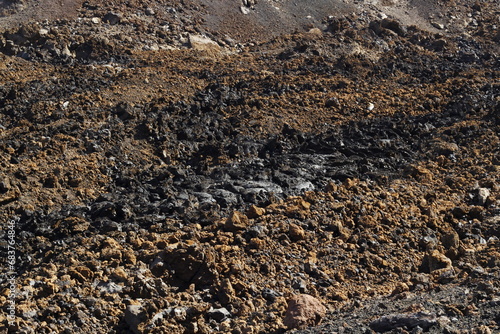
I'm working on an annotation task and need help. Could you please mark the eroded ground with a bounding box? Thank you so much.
[0,0,499,333]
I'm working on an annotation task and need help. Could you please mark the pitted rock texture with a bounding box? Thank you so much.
[284,294,327,330]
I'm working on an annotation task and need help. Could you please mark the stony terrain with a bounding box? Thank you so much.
[0,0,499,333]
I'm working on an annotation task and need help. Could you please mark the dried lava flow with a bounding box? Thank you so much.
[0,0,499,333]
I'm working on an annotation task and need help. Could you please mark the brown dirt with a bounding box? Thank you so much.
[0,0,499,333]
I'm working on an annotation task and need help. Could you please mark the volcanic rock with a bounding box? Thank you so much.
[224,211,250,232]
[0,0,499,333]
[124,304,147,334]
[369,312,438,332]
[103,12,122,25]
[421,250,453,273]
[284,294,326,329]
[207,307,231,322]
[188,34,221,53]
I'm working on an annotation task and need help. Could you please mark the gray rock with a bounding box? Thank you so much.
[325,97,340,108]
[239,180,283,194]
[369,312,437,331]
[262,288,281,302]
[475,188,491,205]
[207,307,231,322]
[381,18,407,36]
[421,250,453,273]
[125,304,147,334]
[212,188,240,207]
[97,281,123,294]
[247,224,268,238]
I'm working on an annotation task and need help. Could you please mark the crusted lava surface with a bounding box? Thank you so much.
[0,0,499,333]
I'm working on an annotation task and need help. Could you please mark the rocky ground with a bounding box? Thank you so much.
[0,0,499,333]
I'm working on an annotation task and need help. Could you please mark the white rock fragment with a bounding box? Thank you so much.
[476,188,491,205]
[188,34,221,53]
[240,6,250,15]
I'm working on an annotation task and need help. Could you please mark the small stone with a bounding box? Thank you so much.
[0,178,11,193]
[331,291,349,301]
[123,249,137,265]
[249,237,266,249]
[38,279,59,297]
[325,97,340,108]
[381,18,407,35]
[495,30,500,43]
[308,28,322,35]
[367,103,375,111]
[262,288,281,302]
[472,325,492,334]
[207,307,231,322]
[173,307,187,322]
[289,223,306,241]
[91,17,101,24]
[218,278,236,305]
[240,6,251,15]
[112,267,128,282]
[391,282,410,295]
[283,294,326,330]
[430,39,447,52]
[475,188,491,205]
[98,281,123,294]
[431,140,459,156]
[406,165,433,182]
[325,181,338,192]
[145,7,155,15]
[103,12,122,25]
[370,312,437,331]
[421,250,452,273]
[151,309,170,325]
[247,225,267,238]
[247,205,266,218]
[441,231,460,250]
[101,247,122,261]
[299,200,311,210]
[69,266,93,282]
[125,304,147,334]
[292,279,308,293]
[224,211,249,232]
[62,45,72,58]
[432,22,445,30]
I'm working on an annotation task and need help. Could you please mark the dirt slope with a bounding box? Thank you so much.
[0,0,499,333]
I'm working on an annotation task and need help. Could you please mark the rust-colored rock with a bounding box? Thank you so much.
[284,294,326,329]
[289,223,306,241]
[224,211,250,232]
